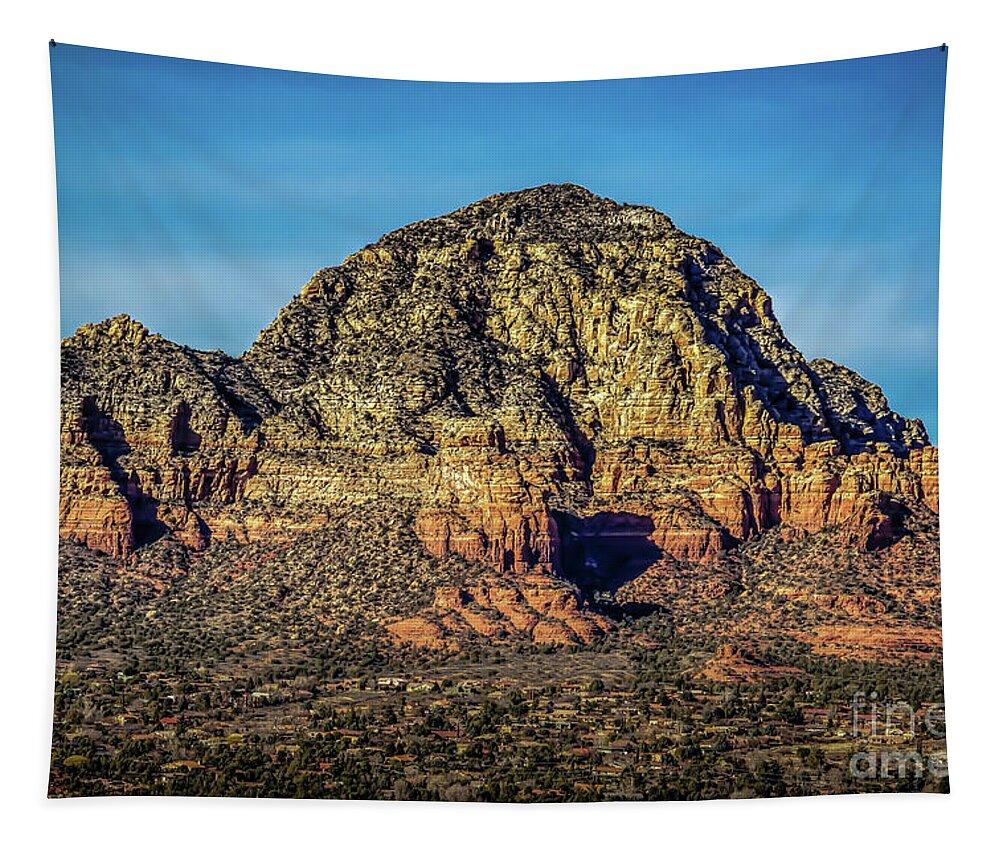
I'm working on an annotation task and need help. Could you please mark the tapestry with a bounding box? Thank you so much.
[49,43,948,801]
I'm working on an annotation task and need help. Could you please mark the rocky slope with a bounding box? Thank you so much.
[58,184,939,654]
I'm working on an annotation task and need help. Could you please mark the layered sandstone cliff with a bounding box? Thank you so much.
[59,184,938,646]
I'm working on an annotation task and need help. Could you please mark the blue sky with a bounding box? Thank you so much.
[50,45,946,440]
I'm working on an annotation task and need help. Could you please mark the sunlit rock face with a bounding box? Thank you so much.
[59,184,937,621]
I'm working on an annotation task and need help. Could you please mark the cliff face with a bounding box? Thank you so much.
[58,184,937,646]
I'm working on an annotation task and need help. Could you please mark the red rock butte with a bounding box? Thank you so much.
[59,184,938,647]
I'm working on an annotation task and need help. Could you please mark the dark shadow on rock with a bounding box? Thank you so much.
[593,600,667,620]
[80,396,168,547]
[169,401,202,455]
[867,494,911,550]
[680,252,829,445]
[554,510,664,601]
[537,371,596,489]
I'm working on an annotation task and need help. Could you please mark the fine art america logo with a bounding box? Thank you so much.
[849,692,948,781]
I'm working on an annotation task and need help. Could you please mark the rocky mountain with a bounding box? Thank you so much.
[58,184,939,654]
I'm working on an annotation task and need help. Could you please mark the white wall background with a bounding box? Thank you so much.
[1,1,996,847]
